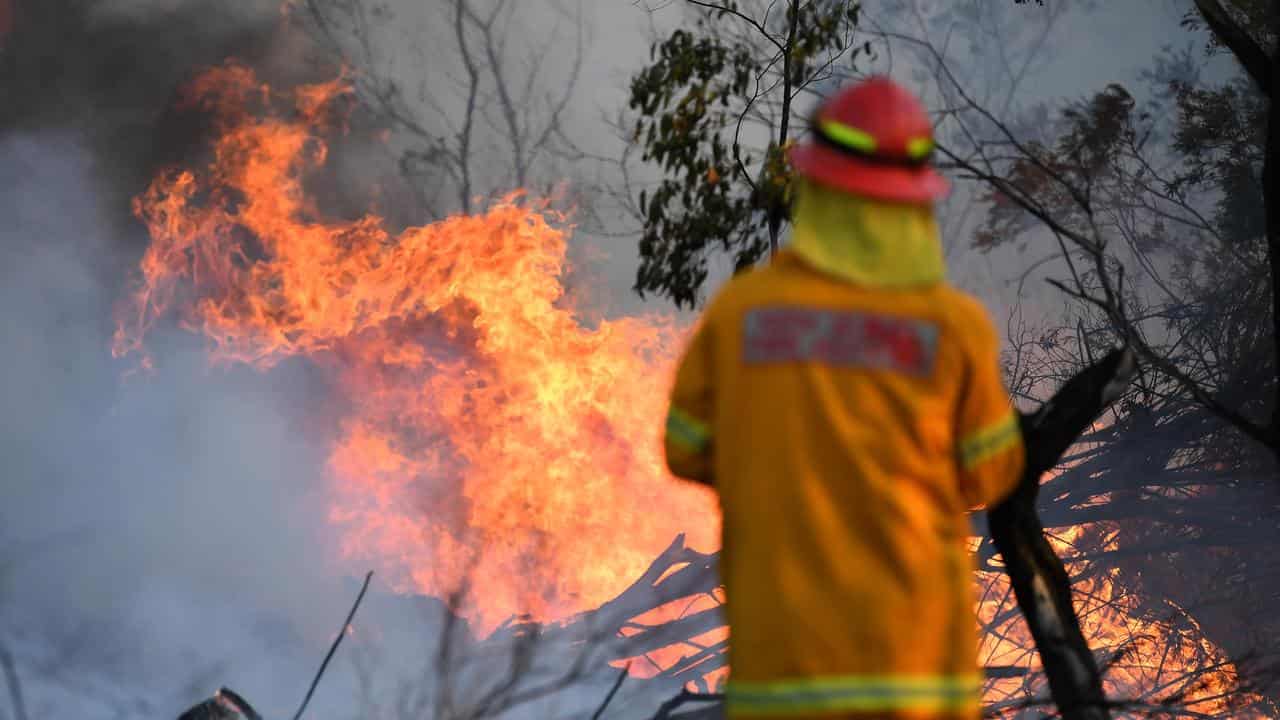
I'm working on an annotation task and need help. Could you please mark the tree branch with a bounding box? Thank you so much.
[291,571,373,720]
[988,347,1139,720]
[650,688,724,720]
[684,0,785,53]
[590,663,630,720]
[1191,0,1272,94]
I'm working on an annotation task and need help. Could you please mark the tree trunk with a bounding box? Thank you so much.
[987,347,1137,720]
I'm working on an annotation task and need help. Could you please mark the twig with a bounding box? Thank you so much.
[590,663,631,720]
[651,688,724,719]
[684,1,785,53]
[291,571,374,720]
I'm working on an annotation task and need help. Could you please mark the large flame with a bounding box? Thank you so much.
[115,62,1266,714]
[113,62,717,631]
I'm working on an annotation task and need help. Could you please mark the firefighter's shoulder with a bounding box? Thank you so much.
[933,285,1000,347]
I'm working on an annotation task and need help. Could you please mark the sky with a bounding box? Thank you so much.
[0,1,1242,717]
[569,1,1229,323]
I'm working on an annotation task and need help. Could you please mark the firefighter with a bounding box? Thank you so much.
[663,76,1025,719]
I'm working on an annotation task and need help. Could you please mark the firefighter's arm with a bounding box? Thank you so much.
[956,307,1025,509]
[664,319,715,485]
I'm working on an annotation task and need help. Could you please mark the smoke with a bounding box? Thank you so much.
[0,3,683,716]
[0,1,389,715]
[10,0,1259,716]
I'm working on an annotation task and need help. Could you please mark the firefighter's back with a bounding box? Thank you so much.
[660,76,1024,719]
[704,251,998,719]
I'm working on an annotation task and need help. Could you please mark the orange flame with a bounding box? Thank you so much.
[113,62,718,632]
[976,486,1268,715]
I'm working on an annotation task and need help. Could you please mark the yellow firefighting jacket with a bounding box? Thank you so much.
[664,181,1024,719]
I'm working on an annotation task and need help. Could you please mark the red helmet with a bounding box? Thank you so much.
[789,76,948,204]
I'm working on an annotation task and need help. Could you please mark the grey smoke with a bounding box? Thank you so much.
[0,2,673,716]
[0,2,376,715]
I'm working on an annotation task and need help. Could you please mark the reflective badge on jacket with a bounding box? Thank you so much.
[742,306,939,375]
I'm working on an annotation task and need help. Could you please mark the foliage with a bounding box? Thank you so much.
[1178,0,1276,62]
[1170,77,1268,250]
[627,1,867,308]
[968,42,1275,447]
[954,1,1280,707]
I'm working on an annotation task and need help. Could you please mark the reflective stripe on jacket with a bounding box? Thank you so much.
[664,206,1023,718]
[727,674,984,716]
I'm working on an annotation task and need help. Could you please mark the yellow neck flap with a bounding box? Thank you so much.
[787,180,945,289]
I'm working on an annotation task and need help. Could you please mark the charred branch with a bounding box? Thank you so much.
[578,534,720,635]
[650,688,724,720]
[591,663,631,720]
[987,346,1138,720]
[176,573,371,720]
[619,607,725,658]
[291,570,372,720]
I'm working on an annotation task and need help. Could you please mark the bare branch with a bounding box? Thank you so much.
[466,0,528,188]
[453,0,481,213]
[650,688,724,720]
[591,663,630,720]
[291,571,373,720]
[684,0,785,53]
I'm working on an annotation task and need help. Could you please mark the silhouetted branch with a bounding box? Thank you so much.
[650,688,724,720]
[291,570,373,720]
[987,347,1138,720]
[591,663,631,720]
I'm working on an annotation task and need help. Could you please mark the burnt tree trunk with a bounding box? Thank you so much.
[987,347,1137,720]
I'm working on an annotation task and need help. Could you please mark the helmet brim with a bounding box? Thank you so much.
[790,143,950,204]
